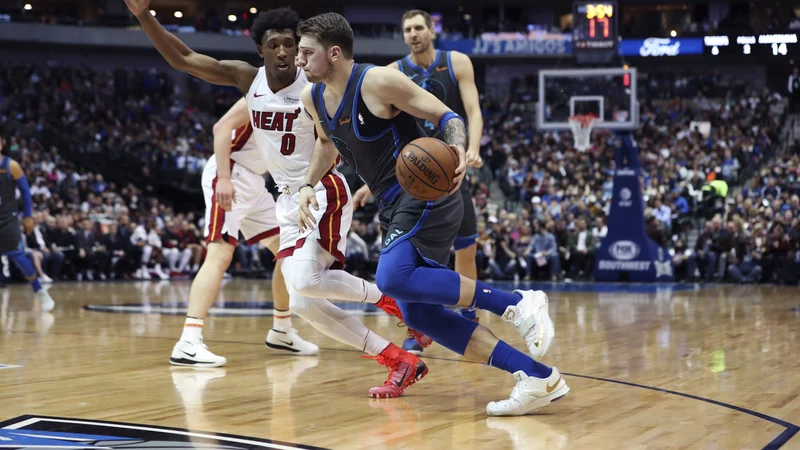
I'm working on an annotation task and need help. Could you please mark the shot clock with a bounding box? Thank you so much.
[573,1,619,63]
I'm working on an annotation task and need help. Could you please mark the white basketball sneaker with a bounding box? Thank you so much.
[36,289,55,312]
[503,290,554,359]
[265,328,319,356]
[170,340,227,368]
[486,367,570,416]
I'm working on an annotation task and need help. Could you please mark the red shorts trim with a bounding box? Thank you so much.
[275,238,306,261]
[246,227,280,246]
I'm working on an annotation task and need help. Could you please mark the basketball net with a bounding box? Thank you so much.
[568,114,596,152]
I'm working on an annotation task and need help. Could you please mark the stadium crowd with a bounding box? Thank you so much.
[5,3,799,41]
[1,61,798,285]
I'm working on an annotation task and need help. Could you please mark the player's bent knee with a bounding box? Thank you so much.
[375,264,403,299]
[283,259,324,297]
[376,240,424,299]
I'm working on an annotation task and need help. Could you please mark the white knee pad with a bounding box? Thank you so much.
[284,257,328,298]
[283,244,334,297]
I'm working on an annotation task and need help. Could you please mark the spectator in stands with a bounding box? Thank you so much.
[567,218,594,280]
[526,221,559,281]
[130,219,169,280]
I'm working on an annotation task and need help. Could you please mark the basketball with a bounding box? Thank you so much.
[396,137,458,201]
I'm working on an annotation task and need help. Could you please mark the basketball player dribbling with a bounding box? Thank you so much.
[125,1,431,397]
[0,137,55,312]
[295,13,570,415]
[353,9,485,355]
[170,98,318,368]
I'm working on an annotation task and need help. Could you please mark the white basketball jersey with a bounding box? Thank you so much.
[228,123,269,175]
[245,67,316,189]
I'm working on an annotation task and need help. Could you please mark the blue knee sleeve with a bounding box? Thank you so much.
[7,250,41,292]
[398,301,479,355]
[375,240,460,306]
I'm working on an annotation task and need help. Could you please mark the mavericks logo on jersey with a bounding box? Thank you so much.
[407,75,448,134]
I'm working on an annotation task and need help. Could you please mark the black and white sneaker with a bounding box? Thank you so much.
[265,328,319,356]
[169,340,227,368]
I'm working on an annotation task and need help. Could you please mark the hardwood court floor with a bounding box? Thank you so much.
[1,280,799,449]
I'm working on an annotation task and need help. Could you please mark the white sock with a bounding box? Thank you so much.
[180,317,204,343]
[364,330,391,356]
[273,309,292,331]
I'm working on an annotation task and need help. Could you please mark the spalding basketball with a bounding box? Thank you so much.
[396,137,458,201]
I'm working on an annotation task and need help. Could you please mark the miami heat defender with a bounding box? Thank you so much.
[296,12,569,415]
[126,1,430,397]
[170,99,318,368]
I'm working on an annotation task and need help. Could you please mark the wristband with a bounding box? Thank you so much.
[299,183,314,193]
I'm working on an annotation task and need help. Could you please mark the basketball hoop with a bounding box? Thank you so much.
[568,114,596,152]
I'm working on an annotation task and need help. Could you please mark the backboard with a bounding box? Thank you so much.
[537,67,639,130]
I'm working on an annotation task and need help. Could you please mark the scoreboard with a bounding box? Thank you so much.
[704,34,799,57]
[573,1,619,62]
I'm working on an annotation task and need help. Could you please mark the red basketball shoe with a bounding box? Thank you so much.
[364,343,429,398]
[375,295,433,348]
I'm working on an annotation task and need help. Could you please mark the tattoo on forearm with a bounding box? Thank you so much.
[442,119,467,148]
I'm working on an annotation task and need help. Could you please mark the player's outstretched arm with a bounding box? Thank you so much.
[212,97,250,212]
[9,159,33,234]
[298,85,340,231]
[363,67,468,193]
[124,0,256,92]
[451,51,484,168]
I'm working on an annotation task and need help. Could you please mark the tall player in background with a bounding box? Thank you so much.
[296,12,568,414]
[170,99,318,368]
[352,9,484,355]
[125,1,431,397]
[0,138,55,312]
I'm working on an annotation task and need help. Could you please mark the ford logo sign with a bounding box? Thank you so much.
[639,38,681,57]
[610,240,640,261]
